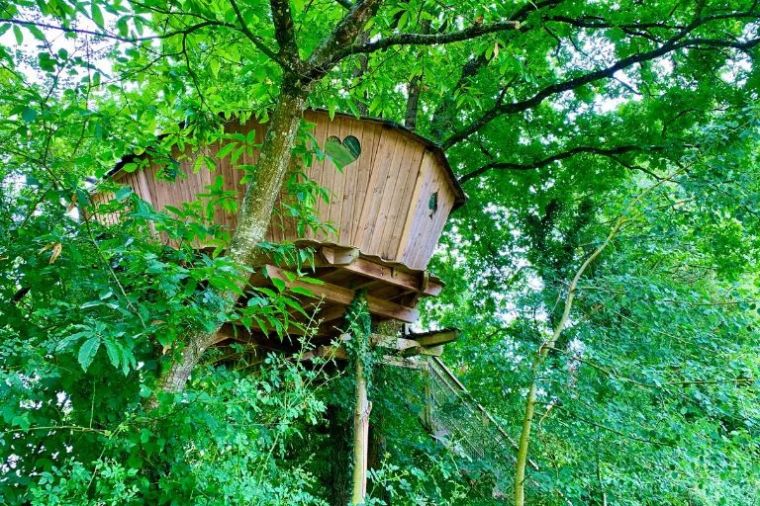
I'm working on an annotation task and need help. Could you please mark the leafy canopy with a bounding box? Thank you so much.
[1,0,759,504]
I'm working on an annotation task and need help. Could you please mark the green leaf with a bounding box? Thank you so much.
[325,136,359,170]
[271,277,286,292]
[217,141,238,160]
[343,135,361,158]
[12,25,22,45]
[91,2,105,28]
[21,107,37,123]
[38,52,56,72]
[209,58,220,78]
[115,186,132,201]
[78,336,101,371]
[116,16,129,37]
[57,331,89,351]
[103,337,121,369]
[27,24,46,41]
[289,285,315,297]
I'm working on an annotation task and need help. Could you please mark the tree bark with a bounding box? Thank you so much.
[351,358,371,505]
[404,74,422,130]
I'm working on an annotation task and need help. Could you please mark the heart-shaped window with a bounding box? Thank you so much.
[325,135,361,170]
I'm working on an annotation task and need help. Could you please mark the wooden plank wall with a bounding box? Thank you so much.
[95,112,458,271]
[394,151,457,270]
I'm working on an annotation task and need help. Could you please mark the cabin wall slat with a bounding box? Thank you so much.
[368,133,409,256]
[336,116,356,245]
[355,126,403,255]
[379,137,425,259]
[348,122,379,245]
[308,111,332,243]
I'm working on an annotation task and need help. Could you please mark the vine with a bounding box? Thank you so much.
[343,290,376,388]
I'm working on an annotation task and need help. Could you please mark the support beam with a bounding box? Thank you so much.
[298,335,434,363]
[315,246,444,296]
[379,355,426,370]
[370,333,419,351]
[316,304,349,323]
[263,265,420,323]
[300,344,348,361]
[401,344,443,358]
[320,245,360,265]
[408,329,459,347]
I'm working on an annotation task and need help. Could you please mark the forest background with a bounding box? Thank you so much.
[0,0,759,504]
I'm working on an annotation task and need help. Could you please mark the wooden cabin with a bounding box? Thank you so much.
[94,110,465,339]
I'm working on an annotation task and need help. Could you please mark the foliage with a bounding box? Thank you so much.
[2,0,760,504]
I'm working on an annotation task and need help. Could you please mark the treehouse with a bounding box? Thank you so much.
[94,111,520,503]
[95,110,465,341]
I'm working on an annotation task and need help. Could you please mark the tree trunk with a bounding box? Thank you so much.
[154,82,308,398]
[513,375,538,506]
[513,216,628,506]
[351,358,371,505]
[229,86,308,266]
[404,74,422,130]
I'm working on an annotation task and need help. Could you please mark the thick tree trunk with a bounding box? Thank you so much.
[228,86,307,266]
[154,82,308,397]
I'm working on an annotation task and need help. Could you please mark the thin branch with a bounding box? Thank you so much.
[332,19,520,61]
[81,212,148,329]
[442,19,760,149]
[340,0,566,64]
[227,0,287,66]
[0,17,221,43]
[458,145,665,184]
[181,32,208,111]
[269,0,299,59]
[554,407,672,447]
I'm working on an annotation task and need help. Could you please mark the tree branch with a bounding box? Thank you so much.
[332,20,520,61]
[307,0,384,79]
[269,0,299,60]
[442,29,760,149]
[458,145,665,184]
[0,17,222,43]
[429,0,566,140]
[335,0,568,63]
[227,0,286,66]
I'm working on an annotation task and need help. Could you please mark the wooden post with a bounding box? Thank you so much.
[351,358,372,505]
